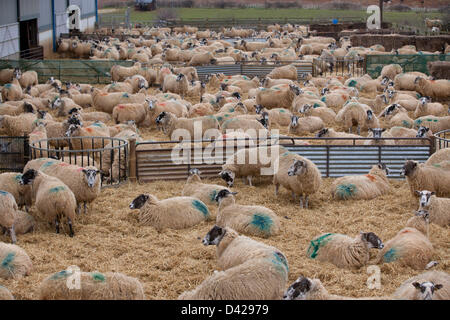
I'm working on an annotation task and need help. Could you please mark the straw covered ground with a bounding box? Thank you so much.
[1,175,449,300]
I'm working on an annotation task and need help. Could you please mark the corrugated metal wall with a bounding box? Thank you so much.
[19,0,40,21]
[38,0,52,32]
[69,0,96,18]
[0,23,19,59]
[0,0,18,25]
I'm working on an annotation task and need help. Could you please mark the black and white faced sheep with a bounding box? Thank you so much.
[273,152,322,208]
[392,271,450,300]
[214,189,280,238]
[129,193,211,231]
[306,231,384,269]
[19,169,77,237]
[415,190,450,227]
[178,226,289,300]
[402,160,450,197]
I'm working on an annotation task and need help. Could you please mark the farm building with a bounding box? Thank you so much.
[0,0,98,60]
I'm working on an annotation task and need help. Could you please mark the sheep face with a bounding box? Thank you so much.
[13,68,22,80]
[202,225,226,246]
[416,126,430,138]
[366,110,374,121]
[369,128,386,139]
[298,104,312,114]
[20,169,38,185]
[290,115,299,128]
[214,189,236,204]
[288,160,306,176]
[82,169,100,188]
[412,282,443,300]
[65,124,80,137]
[155,112,167,125]
[52,97,62,110]
[129,194,149,209]
[231,92,241,100]
[283,276,312,300]
[219,170,235,187]
[377,163,389,176]
[188,168,201,176]
[415,190,435,208]
[361,232,384,249]
[401,160,418,177]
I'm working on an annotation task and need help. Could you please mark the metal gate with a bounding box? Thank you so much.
[0,136,30,172]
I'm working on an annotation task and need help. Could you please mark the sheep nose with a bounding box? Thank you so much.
[202,239,208,246]
[129,204,134,209]
[379,243,384,249]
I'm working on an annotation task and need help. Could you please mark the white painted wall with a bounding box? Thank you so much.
[0,23,19,59]
[80,16,96,32]
[39,29,53,57]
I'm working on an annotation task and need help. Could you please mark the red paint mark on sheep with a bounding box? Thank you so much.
[365,174,376,182]
[86,128,94,133]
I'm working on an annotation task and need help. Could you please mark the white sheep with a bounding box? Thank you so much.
[155,111,220,139]
[273,152,322,208]
[414,76,450,101]
[0,190,19,243]
[297,104,336,124]
[331,163,391,200]
[129,193,211,231]
[162,73,189,98]
[288,115,324,135]
[402,160,450,197]
[214,189,280,238]
[392,271,449,300]
[415,190,449,227]
[0,242,32,279]
[413,115,450,133]
[414,97,445,118]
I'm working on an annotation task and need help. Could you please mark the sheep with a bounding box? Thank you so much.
[387,126,433,145]
[364,128,395,146]
[221,117,267,132]
[172,66,199,82]
[414,76,450,101]
[320,91,350,109]
[38,270,145,300]
[402,160,450,197]
[182,169,231,210]
[315,128,365,145]
[91,89,146,113]
[67,107,112,124]
[288,115,324,135]
[52,97,82,117]
[381,64,403,80]
[0,69,14,85]
[262,77,294,88]
[0,101,35,116]
[129,193,211,231]
[394,73,422,91]
[0,242,32,279]
[392,271,450,300]
[219,145,284,187]
[110,62,141,82]
[112,100,152,125]
[0,173,32,211]
[178,225,289,300]
[256,84,302,110]
[283,276,390,300]
[376,227,434,270]
[28,121,48,157]
[188,102,215,117]
[1,74,23,101]
[427,61,450,80]
[380,103,414,129]
[331,163,391,200]
[155,111,220,139]
[187,80,206,98]
[0,191,19,243]
[142,99,189,127]
[12,210,35,235]
[162,73,189,97]
[297,104,336,124]
[187,51,216,66]
[0,285,13,300]
[214,189,280,238]
[273,152,322,208]
[266,64,297,81]
[415,190,449,227]
[255,105,292,127]
[413,115,450,133]
[17,70,38,88]
[65,122,110,150]
[425,148,450,166]
[424,18,443,29]
[413,97,445,118]
[24,158,101,215]
[19,169,76,237]
[335,100,369,134]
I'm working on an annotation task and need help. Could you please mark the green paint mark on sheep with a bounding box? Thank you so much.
[271,252,289,275]
[216,116,223,122]
[192,199,209,217]
[320,96,326,102]
[251,214,273,233]
[122,93,129,98]
[14,174,22,182]
[416,93,421,99]
[402,120,411,128]
[41,161,56,170]
[49,186,66,193]
[1,252,15,271]
[0,190,10,196]
[282,151,291,156]
[307,233,334,259]
[91,122,104,128]
[383,248,398,263]
[348,80,357,87]
[432,163,441,168]
[4,84,12,88]
[228,108,235,113]
[415,119,423,125]
[336,184,357,199]
[209,189,217,202]
[279,109,286,113]
[313,103,320,108]
[91,272,106,282]
[50,270,71,280]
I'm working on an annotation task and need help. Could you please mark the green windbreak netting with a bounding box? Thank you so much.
[366,54,450,78]
[0,60,134,84]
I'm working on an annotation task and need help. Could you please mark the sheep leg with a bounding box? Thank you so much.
[68,218,74,238]
[84,202,87,214]
[55,218,60,234]
[242,177,246,184]
[9,226,16,244]
[292,192,296,201]
[299,196,304,208]
[304,195,309,209]
[274,184,279,196]
[348,127,352,133]
[247,176,253,187]
[76,203,81,215]
[357,126,361,135]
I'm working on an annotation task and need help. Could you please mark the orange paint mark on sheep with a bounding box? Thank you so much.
[159,102,166,107]
[100,92,108,96]
[400,229,412,234]
[118,105,125,109]
[365,174,376,182]
[341,94,347,100]
[86,128,94,133]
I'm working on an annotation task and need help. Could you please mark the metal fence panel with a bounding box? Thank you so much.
[195,64,242,81]
[0,136,29,172]
[366,54,450,78]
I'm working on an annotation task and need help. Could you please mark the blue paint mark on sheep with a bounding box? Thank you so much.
[209,190,217,202]
[271,252,289,275]
[320,96,326,102]
[348,80,357,87]
[41,161,57,170]
[4,84,12,88]
[279,109,286,113]
[228,108,235,113]
[251,213,273,233]
[91,272,106,282]
[402,120,411,127]
[1,252,15,271]
[414,119,423,125]
[49,186,66,193]
[192,200,209,217]
[122,93,129,98]
[336,184,357,199]
[383,248,398,262]
[90,122,104,128]
[50,270,71,280]
[313,103,320,108]
[307,233,334,259]
[0,190,10,196]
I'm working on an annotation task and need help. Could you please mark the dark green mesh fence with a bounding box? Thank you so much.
[0,60,134,84]
[366,54,450,78]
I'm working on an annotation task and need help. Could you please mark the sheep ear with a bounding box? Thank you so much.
[415,190,421,196]
[412,282,421,289]
[231,192,238,195]
[431,191,435,196]
[435,284,443,290]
